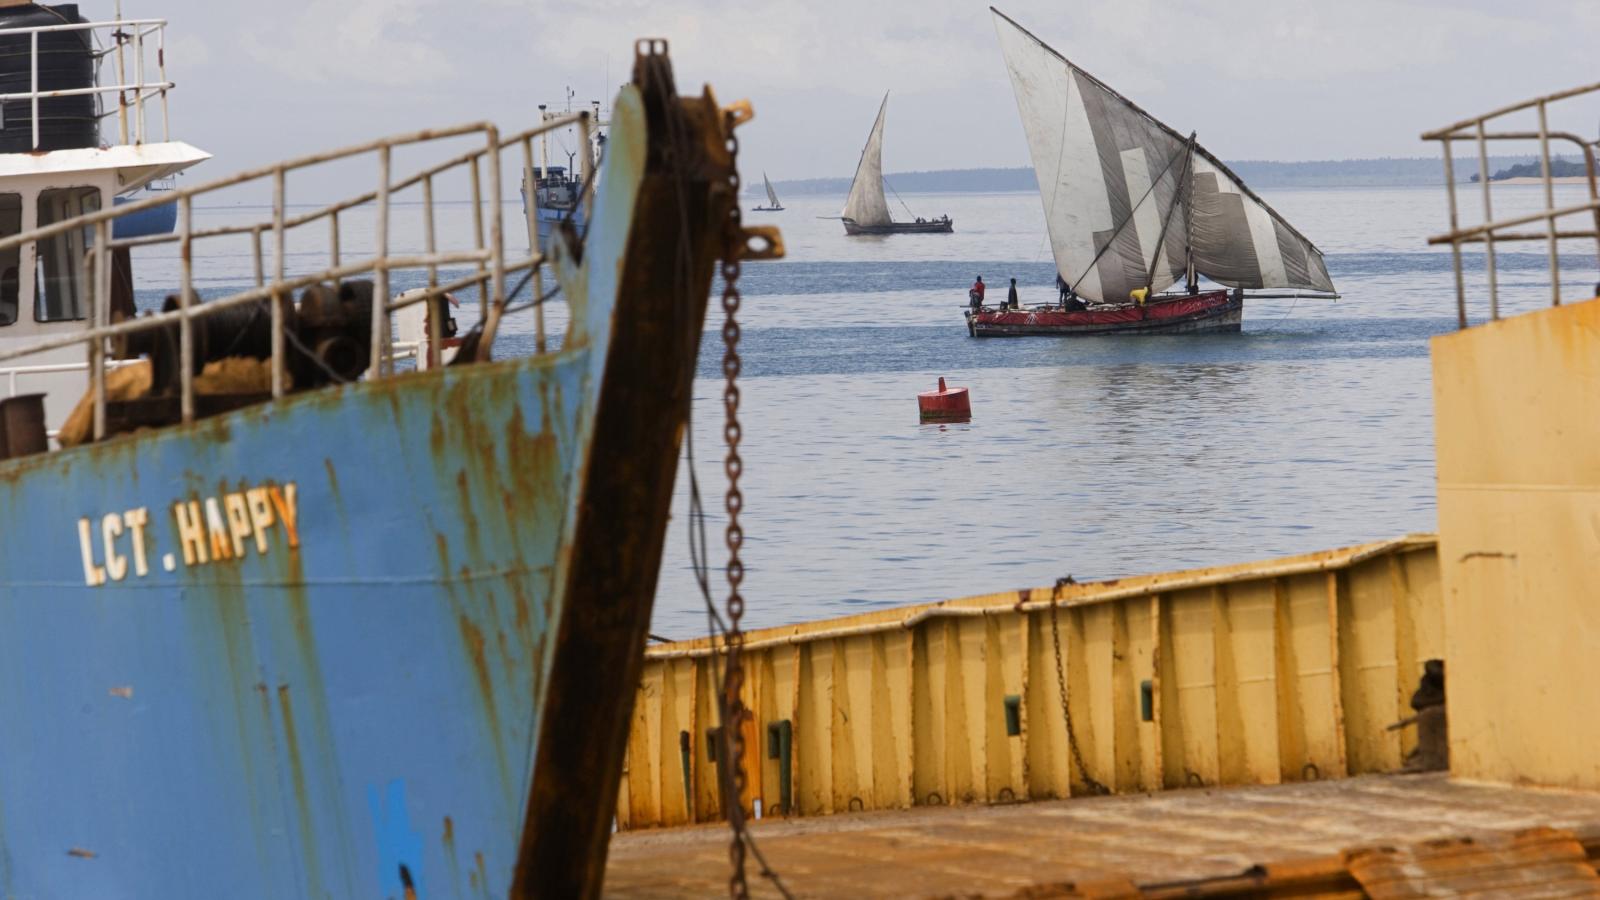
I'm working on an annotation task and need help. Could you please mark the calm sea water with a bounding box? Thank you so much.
[650,184,1600,636]
[127,183,1598,637]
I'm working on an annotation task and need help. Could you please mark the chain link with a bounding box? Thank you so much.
[720,114,752,900]
[1048,577,1110,797]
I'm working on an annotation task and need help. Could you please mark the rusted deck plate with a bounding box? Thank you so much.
[604,775,1600,897]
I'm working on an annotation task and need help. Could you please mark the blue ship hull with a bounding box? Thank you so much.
[534,202,583,247]
[0,49,740,897]
[0,354,594,897]
[112,193,178,239]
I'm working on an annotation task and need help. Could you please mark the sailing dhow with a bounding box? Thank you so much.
[969,9,1336,336]
[841,93,953,235]
[754,171,785,211]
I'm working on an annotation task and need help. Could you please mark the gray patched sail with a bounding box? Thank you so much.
[992,8,1334,303]
[764,171,781,208]
[842,93,892,226]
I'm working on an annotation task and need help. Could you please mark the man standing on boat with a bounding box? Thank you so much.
[1057,273,1087,312]
[1007,278,1020,310]
[970,275,986,309]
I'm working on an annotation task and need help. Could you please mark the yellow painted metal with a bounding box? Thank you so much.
[616,534,1442,829]
[1432,296,1600,790]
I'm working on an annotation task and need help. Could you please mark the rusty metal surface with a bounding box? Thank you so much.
[604,774,1600,898]
[0,47,673,900]
[513,41,755,899]
[1347,827,1600,898]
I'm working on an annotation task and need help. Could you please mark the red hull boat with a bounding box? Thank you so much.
[976,12,1338,339]
[967,289,1240,337]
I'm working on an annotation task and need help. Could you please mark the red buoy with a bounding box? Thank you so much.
[917,376,971,422]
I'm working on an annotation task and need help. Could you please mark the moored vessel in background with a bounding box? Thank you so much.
[969,287,1241,336]
[840,93,953,235]
[111,176,179,240]
[0,14,773,898]
[969,8,1336,337]
[752,170,784,210]
[524,93,609,247]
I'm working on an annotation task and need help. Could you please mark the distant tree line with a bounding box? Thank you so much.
[766,156,1539,194]
[1468,156,1588,182]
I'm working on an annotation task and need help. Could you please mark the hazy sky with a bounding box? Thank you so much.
[149,0,1599,187]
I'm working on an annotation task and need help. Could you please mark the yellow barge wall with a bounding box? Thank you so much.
[617,535,1442,830]
[1433,297,1600,790]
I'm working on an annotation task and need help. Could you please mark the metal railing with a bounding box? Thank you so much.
[2,359,134,398]
[0,11,174,150]
[0,110,593,442]
[1424,82,1600,327]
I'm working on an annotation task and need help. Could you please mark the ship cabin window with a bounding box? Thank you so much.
[0,194,19,326]
[35,186,102,323]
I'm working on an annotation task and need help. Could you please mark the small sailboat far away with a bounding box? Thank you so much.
[969,9,1337,337]
[753,171,785,211]
[841,93,953,235]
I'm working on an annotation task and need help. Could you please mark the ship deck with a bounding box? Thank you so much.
[604,774,1600,897]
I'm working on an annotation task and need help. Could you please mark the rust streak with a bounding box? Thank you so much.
[511,579,534,658]
[277,684,325,893]
[442,815,464,895]
[434,532,452,573]
[322,457,341,500]
[454,468,481,554]
[457,614,512,794]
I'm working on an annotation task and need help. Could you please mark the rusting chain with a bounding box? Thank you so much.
[709,106,791,900]
[719,112,752,900]
[1048,576,1110,797]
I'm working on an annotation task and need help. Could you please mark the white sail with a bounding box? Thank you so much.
[841,93,892,226]
[764,172,781,208]
[992,8,1333,302]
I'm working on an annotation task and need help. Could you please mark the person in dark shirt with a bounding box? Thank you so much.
[1007,277,1019,310]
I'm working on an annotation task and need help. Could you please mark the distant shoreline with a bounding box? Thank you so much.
[1489,176,1588,185]
[765,156,1554,195]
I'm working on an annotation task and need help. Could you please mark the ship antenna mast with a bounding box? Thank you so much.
[537,104,549,178]
[113,0,129,145]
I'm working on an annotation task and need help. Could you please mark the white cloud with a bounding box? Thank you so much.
[241,0,455,87]
[140,0,1600,181]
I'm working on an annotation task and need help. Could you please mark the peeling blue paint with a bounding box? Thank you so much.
[369,781,424,897]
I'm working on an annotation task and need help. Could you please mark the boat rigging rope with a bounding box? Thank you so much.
[1250,292,1302,334]
[1048,576,1111,797]
[882,176,919,221]
[1068,140,1191,299]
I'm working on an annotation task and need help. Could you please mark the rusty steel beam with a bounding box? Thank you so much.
[511,42,748,899]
